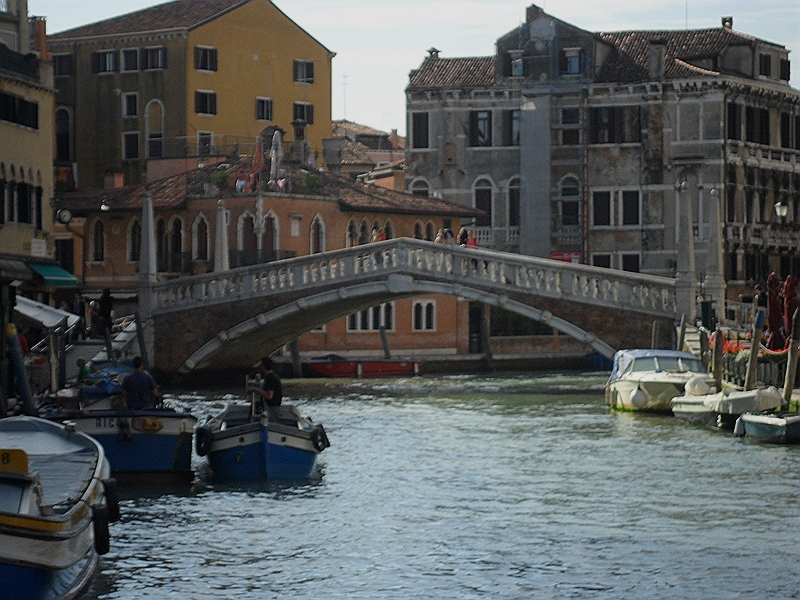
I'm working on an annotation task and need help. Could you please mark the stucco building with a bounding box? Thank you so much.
[54,157,482,358]
[405,5,800,315]
[47,0,334,190]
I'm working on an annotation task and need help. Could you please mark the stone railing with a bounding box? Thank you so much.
[146,238,678,318]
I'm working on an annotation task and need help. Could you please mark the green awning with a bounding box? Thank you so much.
[26,263,78,287]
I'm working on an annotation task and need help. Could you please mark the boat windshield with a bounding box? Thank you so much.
[626,356,705,374]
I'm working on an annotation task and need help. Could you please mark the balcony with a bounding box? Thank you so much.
[726,222,800,248]
[726,140,800,166]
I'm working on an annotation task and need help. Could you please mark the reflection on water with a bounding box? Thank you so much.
[81,372,799,599]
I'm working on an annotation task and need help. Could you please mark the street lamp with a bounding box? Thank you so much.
[775,201,788,223]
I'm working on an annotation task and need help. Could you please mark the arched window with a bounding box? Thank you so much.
[410,179,429,197]
[413,221,423,239]
[129,220,141,262]
[264,212,278,258]
[55,108,71,162]
[508,177,520,227]
[238,212,257,266]
[310,215,325,253]
[383,220,393,239]
[170,218,183,271]
[358,220,370,244]
[347,219,357,247]
[425,222,435,241]
[145,100,164,158]
[474,178,493,227]
[156,218,167,271]
[194,215,209,260]
[92,221,105,261]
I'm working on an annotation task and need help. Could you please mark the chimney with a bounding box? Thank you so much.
[721,16,733,29]
[104,170,124,189]
[648,38,666,80]
[526,5,543,22]
[390,129,399,149]
[30,17,49,60]
[427,47,440,59]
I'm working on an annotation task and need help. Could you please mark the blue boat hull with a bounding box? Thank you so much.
[47,410,196,477]
[740,412,800,444]
[1,552,96,600]
[200,404,328,480]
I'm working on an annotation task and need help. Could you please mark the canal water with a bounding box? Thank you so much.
[81,372,799,599]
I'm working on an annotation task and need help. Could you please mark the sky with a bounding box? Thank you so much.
[29,0,800,137]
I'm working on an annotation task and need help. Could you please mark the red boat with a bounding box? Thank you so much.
[305,355,423,378]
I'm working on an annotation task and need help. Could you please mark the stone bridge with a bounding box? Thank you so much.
[138,238,686,375]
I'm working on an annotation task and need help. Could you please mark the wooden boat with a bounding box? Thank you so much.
[306,354,422,378]
[605,349,713,412]
[0,416,118,600]
[735,411,800,444]
[671,377,783,429]
[41,367,196,481]
[196,380,329,480]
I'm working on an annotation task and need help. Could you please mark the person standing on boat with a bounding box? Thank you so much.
[250,356,282,421]
[122,356,160,410]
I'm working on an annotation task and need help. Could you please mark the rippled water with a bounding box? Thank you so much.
[81,372,800,599]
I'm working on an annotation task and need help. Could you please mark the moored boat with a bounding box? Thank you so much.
[306,354,422,378]
[196,382,329,480]
[735,411,800,444]
[0,416,118,600]
[41,367,196,481]
[605,349,712,412]
[671,376,783,429]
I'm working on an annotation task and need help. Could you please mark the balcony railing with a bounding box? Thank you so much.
[726,140,800,165]
[726,222,800,248]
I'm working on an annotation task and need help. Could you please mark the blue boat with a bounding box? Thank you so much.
[42,368,196,481]
[196,391,329,480]
[0,416,119,600]
[735,411,800,444]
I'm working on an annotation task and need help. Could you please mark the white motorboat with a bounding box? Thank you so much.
[606,349,713,412]
[671,376,783,429]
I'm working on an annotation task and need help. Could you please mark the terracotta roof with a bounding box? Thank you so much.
[57,156,482,218]
[333,120,388,138]
[338,139,375,167]
[407,56,495,91]
[48,0,249,41]
[595,27,773,83]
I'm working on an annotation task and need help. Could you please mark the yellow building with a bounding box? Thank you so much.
[47,0,333,189]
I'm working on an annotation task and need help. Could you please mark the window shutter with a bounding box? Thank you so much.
[140,48,147,70]
[307,104,313,124]
[194,91,200,113]
[210,93,217,115]
[308,61,314,82]
[559,50,567,73]
[160,47,167,69]
[194,47,201,70]
[210,49,217,71]
[91,52,101,73]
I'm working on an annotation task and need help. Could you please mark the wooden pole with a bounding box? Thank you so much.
[781,308,800,407]
[744,308,765,391]
[288,339,302,378]
[650,320,659,349]
[677,314,686,351]
[699,329,709,366]
[712,325,724,391]
[379,325,391,359]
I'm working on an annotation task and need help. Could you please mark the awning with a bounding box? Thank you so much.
[14,295,80,329]
[0,258,32,281]
[26,263,78,287]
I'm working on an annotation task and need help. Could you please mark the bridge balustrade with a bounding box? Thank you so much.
[146,238,678,319]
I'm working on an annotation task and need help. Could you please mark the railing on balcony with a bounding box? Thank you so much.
[473,226,520,247]
[726,222,800,248]
[726,140,800,165]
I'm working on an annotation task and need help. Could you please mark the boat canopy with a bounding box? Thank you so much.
[608,349,701,383]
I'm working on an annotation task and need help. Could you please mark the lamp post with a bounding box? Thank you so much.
[775,201,788,224]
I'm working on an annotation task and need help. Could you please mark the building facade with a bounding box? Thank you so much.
[406,5,800,314]
[47,0,334,189]
[54,158,482,358]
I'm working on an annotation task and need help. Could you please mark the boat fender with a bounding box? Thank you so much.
[629,386,648,408]
[196,425,213,457]
[103,478,121,523]
[311,425,330,452]
[92,504,111,555]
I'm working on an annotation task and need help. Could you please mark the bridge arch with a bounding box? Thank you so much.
[179,275,616,373]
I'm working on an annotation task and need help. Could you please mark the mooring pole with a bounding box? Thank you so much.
[744,309,765,391]
[781,308,800,407]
